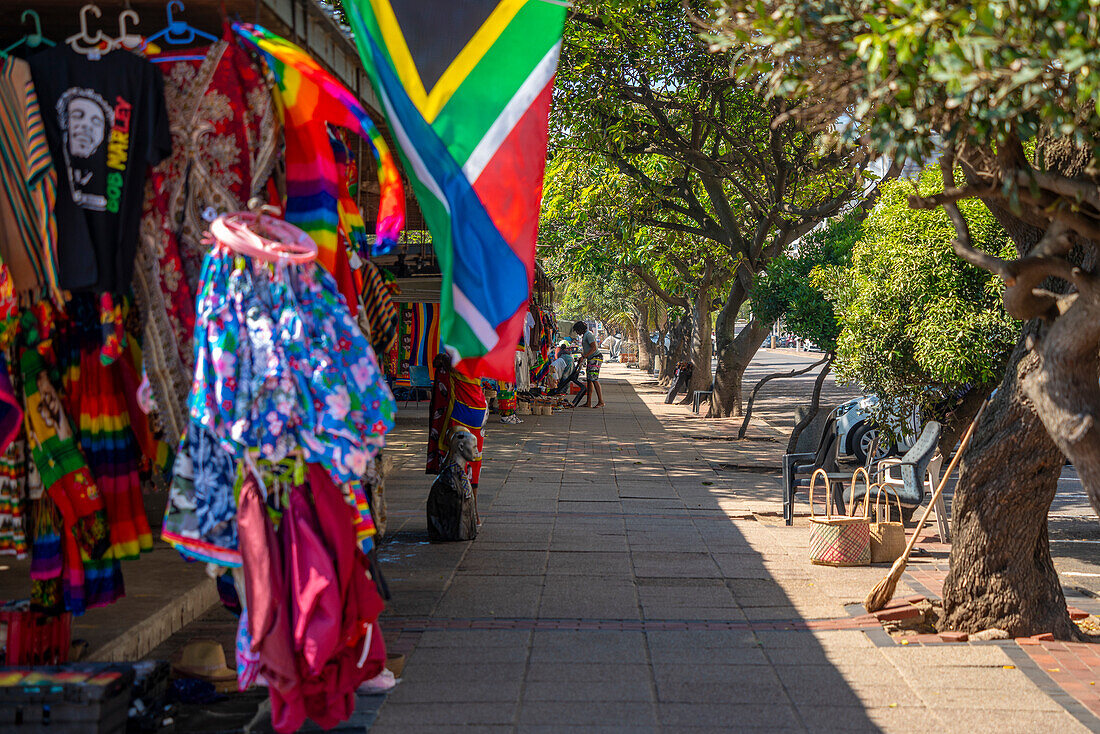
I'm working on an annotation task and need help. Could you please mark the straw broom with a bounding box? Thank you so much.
[863,400,989,613]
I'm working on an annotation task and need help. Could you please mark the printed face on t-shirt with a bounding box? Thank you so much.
[67,96,107,157]
[56,87,114,211]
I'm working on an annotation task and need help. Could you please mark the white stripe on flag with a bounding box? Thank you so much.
[453,284,500,351]
[462,40,562,185]
[377,87,451,212]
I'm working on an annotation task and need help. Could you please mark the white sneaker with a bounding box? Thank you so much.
[357,668,397,694]
[501,414,523,425]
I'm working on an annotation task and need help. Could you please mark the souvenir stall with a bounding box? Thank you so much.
[0,3,408,731]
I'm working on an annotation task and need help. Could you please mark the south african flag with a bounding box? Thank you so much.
[344,0,566,380]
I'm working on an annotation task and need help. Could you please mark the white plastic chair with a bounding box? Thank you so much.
[877,451,949,541]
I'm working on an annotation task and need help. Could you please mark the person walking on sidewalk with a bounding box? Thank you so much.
[573,321,605,408]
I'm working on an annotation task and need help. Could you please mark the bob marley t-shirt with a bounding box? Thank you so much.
[29,46,170,293]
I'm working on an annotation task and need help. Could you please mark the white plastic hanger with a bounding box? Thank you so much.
[66,4,110,57]
[115,9,143,51]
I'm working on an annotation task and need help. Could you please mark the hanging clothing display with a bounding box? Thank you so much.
[0,56,60,302]
[160,212,391,733]
[163,237,395,566]
[391,302,442,387]
[135,32,278,444]
[1,10,400,729]
[427,360,486,488]
[232,24,404,309]
[28,45,171,293]
[358,261,398,362]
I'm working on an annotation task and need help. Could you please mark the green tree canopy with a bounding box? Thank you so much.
[752,214,863,353]
[821,170,1018,421]
[554,1,893,414]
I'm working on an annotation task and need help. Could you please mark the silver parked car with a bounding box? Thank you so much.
[835,395,921,464]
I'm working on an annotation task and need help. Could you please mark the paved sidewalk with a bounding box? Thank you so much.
[371,364,1094,733]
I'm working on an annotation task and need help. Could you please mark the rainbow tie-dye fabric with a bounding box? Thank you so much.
[232,23,404,273]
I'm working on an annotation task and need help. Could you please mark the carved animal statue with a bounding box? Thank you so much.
[426,428,480,542]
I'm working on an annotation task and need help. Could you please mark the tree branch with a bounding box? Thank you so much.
[633,266,690,308]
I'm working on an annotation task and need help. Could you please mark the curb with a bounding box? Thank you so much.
[87,575,220,662]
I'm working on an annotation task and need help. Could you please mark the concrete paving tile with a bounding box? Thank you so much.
[641,607,748,622]
[382,591,443,617]
[414,629,532,648]
[798,704,938,732]
[550,532,630,552]
[435,575,543,617]
[373,702,516,727]
[637,585,737,610]
[740,605,803,620]
[529,630,648,664]
[654,668,790,705]
[626,532,708,549]
[517,701,656,727]
[456,550,548,576]
[402,662,527,683]
[783,676,916,708]
[765,647,831,669]
[929,707,1090,732]
[525,662,653,684]
[370,723,512,734]
[632,551,723,579]
[546,551,634,576]
[656,703,801,729]
[538,575,639,618]
[386,676,524,704]
[474,524,554,545]
[559,485,621,501]
[645,629,759,650]
[517,726,657,734]
[404,643,531,665]
[521,674,654,702]
[875,645,1016,667]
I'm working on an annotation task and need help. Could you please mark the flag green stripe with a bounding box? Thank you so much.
[431,3,565,166]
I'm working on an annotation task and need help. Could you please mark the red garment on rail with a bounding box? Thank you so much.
[239,463,386,733]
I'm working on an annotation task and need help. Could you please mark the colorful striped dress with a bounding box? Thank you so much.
[0,57,60,302]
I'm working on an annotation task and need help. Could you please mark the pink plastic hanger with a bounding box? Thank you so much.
[209,211,318,264]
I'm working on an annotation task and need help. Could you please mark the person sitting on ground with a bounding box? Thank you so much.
[573,321,605,408]
[665,362,694,404]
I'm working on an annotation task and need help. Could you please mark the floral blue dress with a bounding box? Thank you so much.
[165,245,395,564]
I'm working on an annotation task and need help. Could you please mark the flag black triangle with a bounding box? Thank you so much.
[388,0,501,93]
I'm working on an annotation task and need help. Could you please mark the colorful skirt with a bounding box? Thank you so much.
[427,369,486,487]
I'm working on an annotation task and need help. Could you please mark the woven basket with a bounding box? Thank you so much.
[867,484,906,563]
[808,469,871,567]
[517,402,532,416]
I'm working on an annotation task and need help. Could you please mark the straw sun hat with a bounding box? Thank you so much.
[172,639,237,690]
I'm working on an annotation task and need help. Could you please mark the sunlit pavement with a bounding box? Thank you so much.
[365,360,1099,733]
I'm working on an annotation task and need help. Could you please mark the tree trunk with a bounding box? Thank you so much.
[708,310,772,418]
[680,289,714,404]
[786,357,834,454]
[940,323,1081,639]
[658,314,690,386]
[633,300,656,373]
[935,387,992,458]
